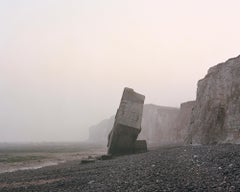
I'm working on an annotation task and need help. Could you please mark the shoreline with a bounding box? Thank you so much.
[0,151,106,174]
[1,144,240,191]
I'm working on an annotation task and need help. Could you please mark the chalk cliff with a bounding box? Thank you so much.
[88,116,114,144]
[139,104,179,144]
[88,104,179,145]
[174,101,195,144]
[187,55,240,144]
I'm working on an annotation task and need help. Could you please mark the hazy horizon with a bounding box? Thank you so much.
[1,0,240,142]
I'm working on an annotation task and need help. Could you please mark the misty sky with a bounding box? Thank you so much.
[1,0,240,142]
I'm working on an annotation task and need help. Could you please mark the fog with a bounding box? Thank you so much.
[1,0,240,142]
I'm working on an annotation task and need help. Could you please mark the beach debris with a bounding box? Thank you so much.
[97,154,112,160]
[81,156,96,164]
[107,87,147,155]
[81,159,96,164]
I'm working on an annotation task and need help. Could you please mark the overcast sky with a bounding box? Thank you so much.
[0,0,240,142]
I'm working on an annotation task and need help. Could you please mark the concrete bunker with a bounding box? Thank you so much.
[107,87,147,155]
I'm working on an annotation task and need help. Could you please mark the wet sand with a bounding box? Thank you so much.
[0,142,106,174]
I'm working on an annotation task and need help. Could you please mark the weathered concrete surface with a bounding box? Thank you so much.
[134,140,147,153]
[187,55,240,144]
[88,104,180,146]
[107,88,145,155]
[174,101,195,144]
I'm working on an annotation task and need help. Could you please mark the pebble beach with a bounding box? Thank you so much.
[0,144,240,191]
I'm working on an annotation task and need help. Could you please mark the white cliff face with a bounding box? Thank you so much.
[187,55,240,144]
[89,104,179,145]
[139,104,179,144]
[88,116,114,144]
[174,101,195,144]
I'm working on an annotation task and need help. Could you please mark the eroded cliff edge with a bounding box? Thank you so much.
[187,55,240,144]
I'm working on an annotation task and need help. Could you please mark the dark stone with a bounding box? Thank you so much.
[98,154,112,160]
[134,140,147,153]
[107,88,145,155]
[81,159,96,164]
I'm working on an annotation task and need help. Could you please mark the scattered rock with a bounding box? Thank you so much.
[81,159,96,164]
[98,154,112,160]
[88,180,94,184]
[193,155,198,159]
[1,145,240,191]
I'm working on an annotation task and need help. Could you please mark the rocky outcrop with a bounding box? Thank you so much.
[174,101,195,144]
[107,88,145,155]
[187,55,240,144]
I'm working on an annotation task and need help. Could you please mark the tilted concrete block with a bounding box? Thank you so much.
[107,88,145,155]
